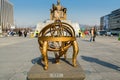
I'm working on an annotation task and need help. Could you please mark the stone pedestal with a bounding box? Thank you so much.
[27,58,85,80]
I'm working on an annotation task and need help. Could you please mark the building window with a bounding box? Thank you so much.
[117,20,120,23]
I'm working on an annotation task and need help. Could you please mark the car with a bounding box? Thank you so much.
[106,31,112,36]
[97,30,107,36]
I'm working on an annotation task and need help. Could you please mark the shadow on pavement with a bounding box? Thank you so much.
[81,56,120,71]
[81,39,90,42]
[31,57,73,67]
[31,57,44,67]
[31,57,40,64]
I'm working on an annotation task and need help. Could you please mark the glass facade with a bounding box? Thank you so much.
[100,15,110,30]
[101,8,120,31]
[0,0,14,32]
[109,9,120,30]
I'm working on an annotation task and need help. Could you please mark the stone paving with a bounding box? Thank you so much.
[78,36,120,80]
[0,36,120,80]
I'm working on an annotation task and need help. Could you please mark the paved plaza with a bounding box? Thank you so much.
[0,36,120,80]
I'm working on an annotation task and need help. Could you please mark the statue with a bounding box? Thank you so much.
[38,20,79,70]
[28,1,85,80]
[57,0,60,5]
[50,0,67,20]
[38,0,79,70]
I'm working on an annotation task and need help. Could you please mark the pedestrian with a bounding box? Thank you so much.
[90,27,96,42]
[78,30,81,38]
[35,30,39,37]
[18,30,22,37]
[24,30,27,37]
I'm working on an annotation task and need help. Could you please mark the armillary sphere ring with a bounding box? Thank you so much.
[38,20,79,70]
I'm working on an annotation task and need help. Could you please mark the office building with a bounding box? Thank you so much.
[100,15,110,31]
[109,9,120,31]
[100,8,120,34]
[0,0,14,33]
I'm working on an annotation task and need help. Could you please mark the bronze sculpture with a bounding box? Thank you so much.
[38,20,79,70]
[50,0,67,20]
[27,0,85,80]
[37,0,79,70]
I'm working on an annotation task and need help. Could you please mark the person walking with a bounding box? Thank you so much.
[90,27,96,42]
[18,30,22,37]
[35,30,39,37]
[24,30,27,37]
[78,30,81,38]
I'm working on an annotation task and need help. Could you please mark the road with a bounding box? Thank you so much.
[0,36,120,80]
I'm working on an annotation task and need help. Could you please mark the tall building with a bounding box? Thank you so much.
[100,15,110,30]
[109,9,120,31]
[100,8,120,34]
[0,0,14,33]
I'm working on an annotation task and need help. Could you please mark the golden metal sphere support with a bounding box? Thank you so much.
[38,20,79,70]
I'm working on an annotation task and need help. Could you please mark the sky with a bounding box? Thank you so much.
[10,0,120,27]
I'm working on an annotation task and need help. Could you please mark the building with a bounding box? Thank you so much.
[100,8,120,34]
[100,15,110,31]
[0,0,14,34]
[109,9,120,31]
[36,0,80,36]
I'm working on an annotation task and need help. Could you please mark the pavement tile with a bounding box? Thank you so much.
[0,36,120,80]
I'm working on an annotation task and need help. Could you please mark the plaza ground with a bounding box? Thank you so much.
[0,36,120,80]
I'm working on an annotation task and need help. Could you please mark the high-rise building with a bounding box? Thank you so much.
[109,9,120,31]
[100,8,120,34]
[0,0,14,33]
[100,15,110,31]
